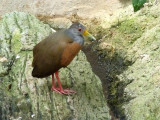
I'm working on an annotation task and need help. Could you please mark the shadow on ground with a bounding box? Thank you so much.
[82,42,133,120]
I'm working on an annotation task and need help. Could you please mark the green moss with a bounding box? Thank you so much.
[85,3,160,120]
[11,29,22,53]
[112,18,144,47]
[87,7,156,120]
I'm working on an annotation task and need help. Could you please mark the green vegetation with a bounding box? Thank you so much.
[132,0,147,12]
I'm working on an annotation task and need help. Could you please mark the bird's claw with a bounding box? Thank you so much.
[51,87,62,94]
[61,89,76,95]
[51,87,76,95]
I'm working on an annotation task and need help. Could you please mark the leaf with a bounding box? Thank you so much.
[132,0,147,12]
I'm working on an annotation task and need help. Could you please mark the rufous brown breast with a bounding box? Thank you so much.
[60,42,82,67]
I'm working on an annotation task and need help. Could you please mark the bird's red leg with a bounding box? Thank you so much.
[55,71,76,94]
[51,74,62,94]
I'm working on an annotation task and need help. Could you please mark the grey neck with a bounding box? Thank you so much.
[65,29,84,46]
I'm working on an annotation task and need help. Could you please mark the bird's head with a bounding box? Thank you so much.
[69,22,96,41]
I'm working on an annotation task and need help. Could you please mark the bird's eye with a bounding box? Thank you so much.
[78,28,82,32]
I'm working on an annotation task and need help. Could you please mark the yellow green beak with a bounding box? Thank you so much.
[83,29,96,40]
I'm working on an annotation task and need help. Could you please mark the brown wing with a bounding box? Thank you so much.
[32,31,73,78]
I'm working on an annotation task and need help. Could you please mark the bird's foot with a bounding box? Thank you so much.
[59,89,76,95]
[51,87,61,93]
[51,87,76,95]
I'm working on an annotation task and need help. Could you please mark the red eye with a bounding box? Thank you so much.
[78,28,81,32]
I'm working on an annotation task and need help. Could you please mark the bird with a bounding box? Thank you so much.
[32,22,96,94]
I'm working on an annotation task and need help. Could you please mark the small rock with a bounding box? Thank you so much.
[140,54,149,62]
[31,114,35,118]
[47,18,72,29]
[0,57,8,62]
[18,117,22,120]
[16,55,20,59]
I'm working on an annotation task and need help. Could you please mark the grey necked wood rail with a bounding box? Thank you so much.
[32,22,96,94]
